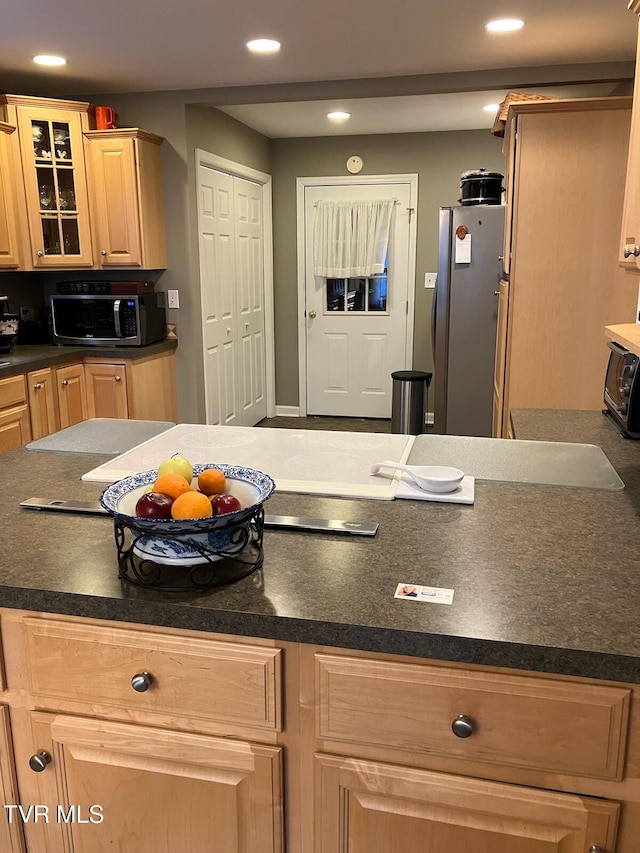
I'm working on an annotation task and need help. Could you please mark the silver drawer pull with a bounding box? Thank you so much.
[623,244,640,258]
[29,751,51,772]
[131,671,153,692]
[451,714,475,738]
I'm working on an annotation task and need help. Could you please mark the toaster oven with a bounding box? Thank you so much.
[604,339,640,438]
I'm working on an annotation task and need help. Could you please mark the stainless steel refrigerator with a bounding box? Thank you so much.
[432,205,505,437]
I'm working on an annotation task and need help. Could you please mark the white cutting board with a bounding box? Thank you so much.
[81,424,415,501]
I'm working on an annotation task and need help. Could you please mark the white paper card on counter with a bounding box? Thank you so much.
[394,584,455,605]
[454,234,471,264]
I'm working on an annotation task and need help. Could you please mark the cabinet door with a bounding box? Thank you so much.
[0,123,22,268]
[85,129,166,270]
[15,105,93,268]
[0,404,30,451]
[316,754,618,853]
[84,362,128,418]
[492,279,509,438]
[86,134,142,266]
[56,363,87,429]
[28,368,59,440]
[0,706,27,852]
[22,713,283,853]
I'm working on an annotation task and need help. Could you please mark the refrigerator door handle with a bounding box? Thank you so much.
[431,278,437,363]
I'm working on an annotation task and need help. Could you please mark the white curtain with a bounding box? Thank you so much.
[313,199,395,278]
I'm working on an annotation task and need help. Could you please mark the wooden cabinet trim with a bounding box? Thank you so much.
[315,653,630,780]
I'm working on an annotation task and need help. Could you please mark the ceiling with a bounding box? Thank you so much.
[0,0,637,137]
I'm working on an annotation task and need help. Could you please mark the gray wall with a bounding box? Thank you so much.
[270,131,505,406]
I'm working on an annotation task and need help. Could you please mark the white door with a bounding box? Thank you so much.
[304,181,413,418]
[198,165,267,426]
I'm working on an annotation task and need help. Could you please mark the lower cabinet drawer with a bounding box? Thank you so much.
[24,618,282,731]
[0,374,26,408]
[315,654,630,779]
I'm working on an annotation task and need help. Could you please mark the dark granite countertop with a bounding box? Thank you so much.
[0,340,177,377]
[2,409,640,683]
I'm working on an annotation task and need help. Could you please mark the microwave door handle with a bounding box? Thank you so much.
[113,299,122,338]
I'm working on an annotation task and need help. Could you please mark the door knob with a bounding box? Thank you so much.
[131,671,153,692]
[29,751,52,772]
[308,309,317,319]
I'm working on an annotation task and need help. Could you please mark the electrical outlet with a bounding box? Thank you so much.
[167,289,179,309]
[165,323,177,339]
[20,306,33,322]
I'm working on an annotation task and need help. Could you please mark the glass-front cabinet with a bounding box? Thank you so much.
[1,96,93,268]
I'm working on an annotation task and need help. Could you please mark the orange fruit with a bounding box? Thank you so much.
[170,490,213,520]
[197,468,227,496]
[153,472,192,500]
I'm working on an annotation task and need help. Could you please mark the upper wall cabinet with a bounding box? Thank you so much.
[1,95,94,268]
[0,122,23,269]
[0,95,167,272]
[620,5,640,269]
[84,129,166,269]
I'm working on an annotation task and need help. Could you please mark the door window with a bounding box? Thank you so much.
[325,261,388,313]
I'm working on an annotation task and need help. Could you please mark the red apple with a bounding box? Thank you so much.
[135,491,174,519]
[211,494,242,515]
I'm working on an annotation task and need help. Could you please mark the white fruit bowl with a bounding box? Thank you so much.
[99,463,275,566]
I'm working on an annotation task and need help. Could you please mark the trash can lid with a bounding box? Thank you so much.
[391,370,432,384]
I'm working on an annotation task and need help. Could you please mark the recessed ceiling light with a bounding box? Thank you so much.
[485,18,524,33]
[327,111,351,121]
[246,39,281,54]
[483,103,501,112]
[33,54,67,67]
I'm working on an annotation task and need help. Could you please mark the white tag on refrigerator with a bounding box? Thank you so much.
[394,583,455,604]
[454,234,471,264]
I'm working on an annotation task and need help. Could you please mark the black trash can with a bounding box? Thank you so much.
[391,370,432,435]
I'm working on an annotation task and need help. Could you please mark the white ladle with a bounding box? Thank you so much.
[370,461,464,493]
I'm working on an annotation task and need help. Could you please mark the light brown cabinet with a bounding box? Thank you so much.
[0,374,31,452]
[84,129,166,269]
[493,98,638,436]
[620,5,640,267]
[55,362,87,428]
[84,351,177,421]
[1,95,93,269]
[4,610,640,851]
[27,368,58,440]
[0,122,23,269]
[6,614,284,853]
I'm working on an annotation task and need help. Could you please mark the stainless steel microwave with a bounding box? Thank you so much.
[49,294,166,347]
[604,339,640,438]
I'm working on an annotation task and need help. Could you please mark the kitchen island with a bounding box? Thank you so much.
[1,410,639,852]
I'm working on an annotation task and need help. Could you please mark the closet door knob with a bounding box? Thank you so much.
[308,309,317,319]
[451,714,475,738]
[29,751,52,772]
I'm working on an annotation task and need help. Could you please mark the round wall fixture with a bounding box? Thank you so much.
[346,155,363,174]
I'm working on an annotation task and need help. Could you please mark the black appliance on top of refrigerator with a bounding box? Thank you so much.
[432,204,505,437]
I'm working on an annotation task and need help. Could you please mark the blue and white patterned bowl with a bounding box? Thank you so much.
[99,464,275,565]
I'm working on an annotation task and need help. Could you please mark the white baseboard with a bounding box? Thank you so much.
[275,405,301,417]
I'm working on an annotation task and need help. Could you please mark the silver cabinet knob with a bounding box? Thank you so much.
[308,309,317,319]
[498,255,504,261]
[101,250,107,256]
[33,383,42,390]
[61,379,68,386]
[589,847,604,853]
[131,671,153,692]
[623,244,640,258]
[494,290,500,296]
[29,751,52,772]
[451,714,475,738]
[114,375,121,382]
[37,251,43,257]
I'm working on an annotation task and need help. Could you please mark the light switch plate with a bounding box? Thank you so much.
[425,273,437,289]
[167,290,179,309]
